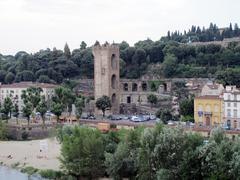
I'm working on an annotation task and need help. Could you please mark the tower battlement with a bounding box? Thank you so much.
[93,42,119,51]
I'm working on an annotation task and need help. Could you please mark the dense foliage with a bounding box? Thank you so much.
[0,23,240,85]
[59,125,240,179]
[161,22,240,43]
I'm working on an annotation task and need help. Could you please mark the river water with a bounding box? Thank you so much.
[0,166,43,180]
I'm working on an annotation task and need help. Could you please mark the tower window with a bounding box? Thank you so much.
[112,93,116,104]
[111,54,117,69]
[111,74,117,89]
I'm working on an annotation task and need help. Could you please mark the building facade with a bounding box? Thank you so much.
[194,82,224,127]
[194,96,223,127]
[0,82,57,112]
[92,43,120,114]
[223,86,240,129]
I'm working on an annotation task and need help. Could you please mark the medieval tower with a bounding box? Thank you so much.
[92,42,120,114]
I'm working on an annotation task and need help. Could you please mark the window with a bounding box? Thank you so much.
[228,102,231,107]
[142,82,147,91]
[214,105,218,113]
[206,104,211,112]
[198,104,203,111]
[132,83,138,92]
[234,94,237,101]
[227,109,231,117]
[111,54,117,69]
[111,75,117,89]
[123,83,128,91]
[234,102,237,107]
[228,94,231,100]
[234,110,237,118]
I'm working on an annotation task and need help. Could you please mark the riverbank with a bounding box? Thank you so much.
[0,138,60,171]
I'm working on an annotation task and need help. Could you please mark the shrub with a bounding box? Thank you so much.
[21,166,38,175]
[0,121,8,140]
[21,131,29,140]
[39,169,63,179]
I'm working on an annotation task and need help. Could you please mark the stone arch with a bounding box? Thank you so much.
[112,93,116,104]
[142,82,147,91]
[123,83,128,91]
[132,83,138,92]
[111,74,117,89]
[111,54,117,69]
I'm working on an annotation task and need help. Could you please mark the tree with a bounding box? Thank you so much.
[75,97,85,120]
[12,103,19,124]
[37,75,51,83]
[4,72,15,84]
[54,86,76,116]
[156,109,173,124]
[60,126,105,179]
[22,102,32,126]
[161,54,177,78]
[80,41,87,50]
[179,98,194,122]
[21,87,43,124]
[64,43,71,59]
[21,87,43,112]
[51,102,63,122]
[96,95,111,117]
[147,94,158,108]
[1,97,13,122]
[36,97,48,128]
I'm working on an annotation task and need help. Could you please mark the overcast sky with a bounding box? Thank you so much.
[0,0,239,55]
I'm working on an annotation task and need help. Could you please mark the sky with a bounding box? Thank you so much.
[0,0,239,55]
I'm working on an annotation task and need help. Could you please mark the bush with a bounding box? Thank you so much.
[21,166,38,175]
[21,131,29,140]
[0,121,8,140]
[39,169,63,179]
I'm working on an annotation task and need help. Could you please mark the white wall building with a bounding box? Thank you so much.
[223,86,240,129]
[0,82,57,112]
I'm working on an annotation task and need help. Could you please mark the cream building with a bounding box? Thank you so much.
[0,82,57,112]
[201,82,224,96]
[223,86,240,129]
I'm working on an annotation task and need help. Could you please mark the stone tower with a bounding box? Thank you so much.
[92,42,120,114]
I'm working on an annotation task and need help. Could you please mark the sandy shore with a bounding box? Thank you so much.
[0,138,61,170]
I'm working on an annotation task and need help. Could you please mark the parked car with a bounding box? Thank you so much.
[110,115,122,120]
[88,115,96,120]
[121,115,130,120]
[141,115,150,121]
[81,113,88,119]
[130,116,142,122]
[149,114,156,120]
[167,120,175,125]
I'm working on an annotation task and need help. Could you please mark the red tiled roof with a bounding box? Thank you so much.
[0,82,58,89]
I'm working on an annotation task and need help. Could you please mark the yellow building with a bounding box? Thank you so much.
[194,96,223,127]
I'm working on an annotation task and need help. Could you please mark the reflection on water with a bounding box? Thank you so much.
[0,166,43,180]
